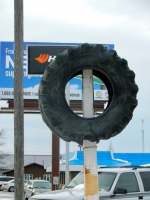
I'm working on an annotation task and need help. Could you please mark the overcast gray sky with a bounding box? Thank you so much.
[0,0,150,155]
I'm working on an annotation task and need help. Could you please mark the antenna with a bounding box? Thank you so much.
[141,119,144,153]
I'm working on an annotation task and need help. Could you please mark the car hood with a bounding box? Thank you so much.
[31,189,84,200]
[33,188,52,193]
[31,188,111,200]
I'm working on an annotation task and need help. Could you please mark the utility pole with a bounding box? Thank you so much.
[141,119,145,153]
[14,1,24,200]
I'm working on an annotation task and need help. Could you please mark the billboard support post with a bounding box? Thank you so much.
[52,133,60,190]
[82,69,99,200]
[14,1,24,200]
[65,82,70,186]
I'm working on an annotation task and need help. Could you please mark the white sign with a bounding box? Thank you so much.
[0,88,108,101]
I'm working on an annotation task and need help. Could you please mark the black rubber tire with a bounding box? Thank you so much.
[9,186,14,192]
[39,43,138,145]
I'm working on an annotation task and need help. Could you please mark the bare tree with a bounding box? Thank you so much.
[0,129,8,169]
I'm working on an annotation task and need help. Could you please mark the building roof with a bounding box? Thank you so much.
[61,151,130,167]
[1,154,52,170]
[114,153,150,166]
[60,150,150,168]
[2,163,44,174]
[3,151,150,174]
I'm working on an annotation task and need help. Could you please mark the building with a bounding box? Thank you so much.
[45,150,150,187]
[1,150,150,189]
[1,154,51,181]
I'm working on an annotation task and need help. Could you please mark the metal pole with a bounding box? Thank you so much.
[14,0,24,200]
[65,142,69,185]
[52,133,60,190]
[82,69,99,200]
[65,82,70,186]
[141,119,144,153]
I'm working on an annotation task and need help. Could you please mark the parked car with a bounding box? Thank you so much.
[24,179,51,200]
[1,179,27,192]
[31,167,150,200]
[0,176,14,191]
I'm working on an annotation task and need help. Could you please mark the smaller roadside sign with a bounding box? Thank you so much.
[27,43,114,75]
[27,45,73,75]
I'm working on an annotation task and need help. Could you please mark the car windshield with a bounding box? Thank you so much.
[0,177,13,181]
[66,171,117,191]
[33,182,51,189]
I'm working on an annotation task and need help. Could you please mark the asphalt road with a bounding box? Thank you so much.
[0,191,14,200]
[0,190,32,200]
[0,190,34,200]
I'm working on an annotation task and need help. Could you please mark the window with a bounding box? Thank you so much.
[24,174,33,180]
[0,177,13,181]
[43,174,51,182]
[115,172,139,193]
[98,172,117,191]
[139,171,150,191]
[66,172,83,188]
[60,172,65,185]
[33,181,51,189]
[66,171,117,191]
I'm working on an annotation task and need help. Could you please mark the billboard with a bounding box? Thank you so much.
[0,42,114,100]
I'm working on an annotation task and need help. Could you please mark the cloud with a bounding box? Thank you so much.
[0,0,150,154]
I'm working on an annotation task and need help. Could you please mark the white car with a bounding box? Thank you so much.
[24,179,51,200]
[1,179,27,192]
[31,167,150,200]
[1,179,15,192]
[0,176,14,191]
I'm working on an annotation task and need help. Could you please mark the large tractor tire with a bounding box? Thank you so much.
[39,43,138,144]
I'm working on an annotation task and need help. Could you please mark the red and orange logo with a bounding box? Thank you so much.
[34,54,49,63]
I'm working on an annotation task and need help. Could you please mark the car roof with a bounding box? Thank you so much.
[97,167,150,173]
[7,179,14,182]
[27,179,49,182]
